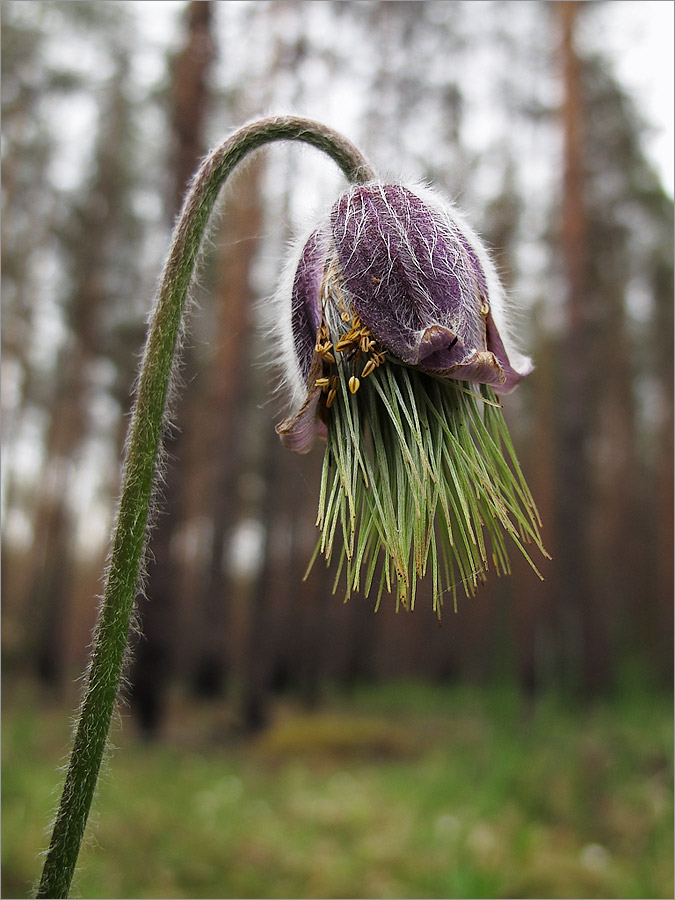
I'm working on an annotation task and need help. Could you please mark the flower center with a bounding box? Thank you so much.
[314,259,387,408]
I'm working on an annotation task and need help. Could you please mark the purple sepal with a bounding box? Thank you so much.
[276,354,327,453]
[485,310,533,392]
[331,185,484,364]
[330,183,529,392]
[291,229,325,382]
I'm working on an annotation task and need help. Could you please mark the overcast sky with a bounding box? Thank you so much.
[133,1,674,197]
[598,0,674,196]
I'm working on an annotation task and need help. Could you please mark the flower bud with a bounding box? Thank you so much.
[276,181,532,453]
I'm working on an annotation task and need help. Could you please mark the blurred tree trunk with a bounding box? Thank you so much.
[170,0,216,214]
[237,417,286,733]
[651,243,674,679]
[555,0,611,693]
[24,49,135,687]
[591,231,637,676]
[188,157,264,698]
[234,3,328,727]
[25,421,81,686]
[130,0,214,734]
[484,159,548,697]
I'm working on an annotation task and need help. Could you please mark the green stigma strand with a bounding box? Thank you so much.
[311,359,549,618]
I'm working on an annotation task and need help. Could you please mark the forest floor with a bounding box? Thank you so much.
[2,679,673,900]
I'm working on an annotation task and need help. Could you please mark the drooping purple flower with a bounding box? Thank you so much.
[276,182,532,453]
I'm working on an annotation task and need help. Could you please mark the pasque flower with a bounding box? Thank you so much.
[38,121,546,900]
[40,117,544,900]
[274,180,545,614]
[276,182,532,453]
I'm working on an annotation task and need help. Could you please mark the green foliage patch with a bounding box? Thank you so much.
[2,683,672,899]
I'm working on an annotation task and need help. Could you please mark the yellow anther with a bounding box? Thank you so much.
[480,300,489,316]
[316,346,335,363]
[326,388,337,408]
[362,359,376,378]
[341,311,351,322]
[335,335,355,352]
[349,376,360,394]
[315,377,330,390]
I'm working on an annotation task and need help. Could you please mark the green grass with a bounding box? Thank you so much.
[2,681,672,899]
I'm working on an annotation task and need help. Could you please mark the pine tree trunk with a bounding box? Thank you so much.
[556,0,611,693]
[190,158,264,699]
[130,0,214,734]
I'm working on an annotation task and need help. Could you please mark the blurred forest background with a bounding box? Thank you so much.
[3,0,672,720]
[1,1,673,897]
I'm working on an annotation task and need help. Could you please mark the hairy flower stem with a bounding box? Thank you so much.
[36,116,374,900]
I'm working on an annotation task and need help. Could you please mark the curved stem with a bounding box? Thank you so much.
[36,116,374,899]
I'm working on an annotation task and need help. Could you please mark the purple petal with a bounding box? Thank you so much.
[485,310,533,392]
[331,184,486,368]
[276,335,328,453]
[291,229,325,382]
[429,350,506,387]
[276,386,327,454]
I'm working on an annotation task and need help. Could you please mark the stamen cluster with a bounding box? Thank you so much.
[314,264,387,410]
